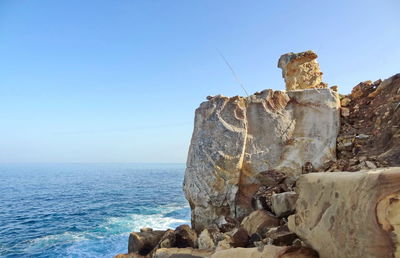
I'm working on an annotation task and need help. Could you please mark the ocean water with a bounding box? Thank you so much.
[0,163,190,258]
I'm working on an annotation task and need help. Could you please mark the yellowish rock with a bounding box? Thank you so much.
[288,168,400,258]
[340,107,350,117]
[340,97,351,107]
[278,50,326,91]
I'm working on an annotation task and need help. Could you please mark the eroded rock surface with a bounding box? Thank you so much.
[184,88,340,231]
[278,50,327,91]
[118,51,400,258]
[288,167,400,258]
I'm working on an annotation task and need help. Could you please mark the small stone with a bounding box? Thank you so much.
[216,217,238,233]
[341,98,351,107]
[301,161,316,174]
[341,107,350,117]
[356,134,370,139]
[240,210,280,236]
[174,224,198,248]
[197,229,215,249]
[358,156,367,162]
[373,79,382,86]
[157,229,176,249]
[227,227,249,248]
[293,238,305,246]
[351,80,372,99]
[248,233,262,246]
[215,236,233,251]
[256,170,286,187]
[337,142,352,151]
[252,185,284,211]
[128,230,166,255]
[330,85,338,92]
[349,158,358,166]
[266,227,279,235]
[271,192,298,217]
[266,230,298,246]
[365,161,377,169]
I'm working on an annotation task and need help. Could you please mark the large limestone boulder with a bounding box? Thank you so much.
[184,88,340,231]
[288,167,400,258]
[278,50,327,91]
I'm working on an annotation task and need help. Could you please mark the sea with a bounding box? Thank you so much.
[0,163,190,258]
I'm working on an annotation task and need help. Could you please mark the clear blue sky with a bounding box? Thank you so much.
[0,0,399,163]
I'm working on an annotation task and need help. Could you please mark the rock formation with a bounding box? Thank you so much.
[116,50,400,258]
[278,50,327,91]
[184,84,340,231]
[288,168,400,258]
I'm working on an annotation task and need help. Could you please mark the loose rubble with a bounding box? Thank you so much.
[324,74,400,172]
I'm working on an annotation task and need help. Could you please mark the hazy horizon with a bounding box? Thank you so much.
[1,0,399,163]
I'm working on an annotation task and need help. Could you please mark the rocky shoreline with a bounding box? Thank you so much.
[116,51,400,258]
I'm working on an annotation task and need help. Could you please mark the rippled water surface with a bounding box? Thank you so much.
[0,163,190,257]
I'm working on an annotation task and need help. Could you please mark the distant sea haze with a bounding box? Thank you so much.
[0,163,190,257]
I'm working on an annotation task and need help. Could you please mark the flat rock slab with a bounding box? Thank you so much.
[288,167,400,258]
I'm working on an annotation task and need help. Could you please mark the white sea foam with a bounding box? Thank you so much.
[103,205,189,233]
[25,204,190,257]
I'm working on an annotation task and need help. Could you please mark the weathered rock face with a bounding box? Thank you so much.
[278,50,327,91]
[288,168,400,258]
[184,88,340,231]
